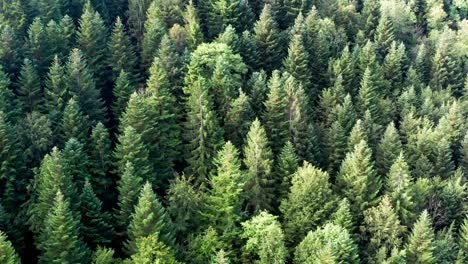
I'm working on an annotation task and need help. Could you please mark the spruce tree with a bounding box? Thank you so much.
[243,119,274,214]
[112,70,135,120]
[129,233,179,264]
[224,90,254,148]
[92,247,115,264]
[61,137,91,189]
[284,32,311,98]
[406,210,436,264]
[330,198,354,233]
[88,122,112,199]
[280,162,336,246]
[276,141,299,200]
[142,2,167,68]
[376,122,402,176]
[108,17,138,81]
[184,78,224,183]
[337,140,381,220]
[254,4,283,73]
[126,182,174,253]
[61,97,90,144]
[17,59,42,114]
[65,49,106,123]
[38,191,89,264]
[80,179,114,247]
[0,231,20,264]
[44,55,68,136]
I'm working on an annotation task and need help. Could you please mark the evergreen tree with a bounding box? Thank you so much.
[0,68,18,123]
[276,141,299,200]
[127,0,152,47]
[92,247,115,264]
[348,119,368,153]
[224,90,254,147]
[108,17,138,81]
[330,198,354,233]
[241,211,287,264]
[0,26,22,76]
[80,179,114,247]
[129,233,180,264]
[39,191,88,264]
[243,119,274,214]
[383,42,404,95]
[247,70,267,115]
[17,59,42,113]
[280,162,336,245]
[374,16,395,58]
[284,32,311,98]
[254,4,283,73]
[207,0,240,39]
[44,55,67,136]
[114,126,153,186]
[126,182,174,253]
[184,78,224,183]
[61,97,89,144]
[184,0,204,51]
[456,217,468,263]
[294,223,359,264]
[0,231,20,264]
[358,67,381,120]
[142,2,167,68]
[337,140,381,220]
[61,137,91,188]
[376,122,402,176]
[17,112,53,167]
[406,210,435,264]
[88,122,112,199]
[65,49,106,123]
[24,18,49,74]
[112,70,135,120]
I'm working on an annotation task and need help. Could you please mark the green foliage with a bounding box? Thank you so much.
[377,122,402,176]
[405,210,435,264]
[0,231,20,264]
[224,90,254,148]
[92,247,115,264]
[61,97,89,144]
[17,59,42,113]
[241,211,287,264]
[142,2,167,68]
[108,17,138,81]
[254,4,283,73]
[129,233,180,264]
[88,122,113,199]
[44,56,67,135]
[276,141,299,200]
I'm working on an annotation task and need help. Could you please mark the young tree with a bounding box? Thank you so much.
[280,162,336,246]
[243,119,274,214]
[38,191,89,264]
[405,210,435,263]
[241,211,287,264]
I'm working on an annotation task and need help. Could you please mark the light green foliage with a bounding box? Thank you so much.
[142,2,166,68]
[129,233,180,264]
[242,211,287,264]
[224,90,254,147]
[377,122,402,176]
[406,210,435,264]
[92,247,115,264]
[276,141,299,200]
[0,231,20,264]
[61,97,89,144]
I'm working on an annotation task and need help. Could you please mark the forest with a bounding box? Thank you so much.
[0,0,467,263]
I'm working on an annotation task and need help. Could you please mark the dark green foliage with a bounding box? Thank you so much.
[17,59,42,113]
[44,56,67,136]
[108,17,138,82]
[61,137,91,188]
[276,141,299,200]
[224,90,254,147]
[0,26,22,76]
[88,122,112,199]
[254,4,283,73]
[61,97,89,144]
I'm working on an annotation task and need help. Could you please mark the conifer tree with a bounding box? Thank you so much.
[374,16,395,58]
[80,179,114,247]
[112,70,134,120]
[224,90,254,147]
[376,122,402,176]
[205,142,245,240]
[456,217,468,263]
[386,152,415,226]
[0,231,20,264]
[207,0,240,39]
[363,196,406,262]
[114,126,153,185]
[114,161,143,237]
[358,67,381,120]
[294,223,359,264]
[276,141,299,200]
[44,55,67,136]
[156,34,185,97]
[184,1,204,51]
[126,182,174,253]
[406,210,435,263]
[129,233,180,264]
[88,122,112,199]
[65,49,106,123]
[39,191,89,264]
[243,119,274,214]
[0,26,22,76]
[17,112,53,167]
[280,162,336,245]
[92,247,115,264]
[0,69,18,123]
[108,17,138,81]
[348,119,368,153]
[184,78,224,183]
[142,2,167,68]
[262,71,287,155]
[337,140,381,219]
[17,59,42,113]
[241,211,287,264]
[248,70,268,115]
[284,32,311,97]
[62,138,91,188]
[127,0,152,46]
[254,4,283,73]
[430,42,464,93]
[327,120,349,174]
[330,198,354,233]
[77,2,109,89]
[383,42,404,95]
[61,97,90,144]
[25,18,48,73]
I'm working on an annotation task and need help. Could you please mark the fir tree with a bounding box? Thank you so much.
[44,55,67,136]
[374,16,395,58]
[17,59,42,113]
[456,217,468,263]
[406,210,435,264]
[207,0,240,39]
[358,67,381,120]
[142,2,167,68]
[61,97,89,144]
[224,90,254,148]
[80,179,114,247]
[284,32,311,98]
[126,182,174,253]
[348,119,368,153]
[88,122,112,199]
[0,69,18,123]
[254,4,283,73]
[247,70,268,115]
[108,17,138,81]
[330,198,354,233]
[24,18,48,74]
[61,137,91,188]
[184,1,204,50]
[92,247,115,264]
[127,0,152,46]
[129,233,180,264]
[38,191,89,264]
[0,231,20,264]
[280,162,336,245]
[112,71,134,120]
[276,141,299,200]
[243,119,274,214]
[376,122,402,176]
[0,26,22,76]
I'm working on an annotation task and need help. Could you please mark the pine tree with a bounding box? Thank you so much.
[184,78,224,183]
[254,4,283,73]
[17,59,42,113]
[280,162,336,246]
[39,191,89,264]
[205,142,245,240]
[0,231,20,264]
[363,195,406,262]
[62,137,91,189]
[65,49,106,123]
[376,122,402,176]
[294,223,359,264]
[77,2,109,90]
[337,140,381,219]
[114,126,153,185]
[108,17,138,81]
[61,97,90,144]
[129,233,180,264]
[243,119,274,214]
[80,179,114,247]
[126,182,174,253]
[406,210,435,264]
[142,2,167,68]
[88,122,112,199]
[386,152,415,226]
[262,71,287,155]
[114,161,143,236]
[224,90,254,148]
[44,55,68,136]
[276,141,299,200]
[241,211,287,264]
